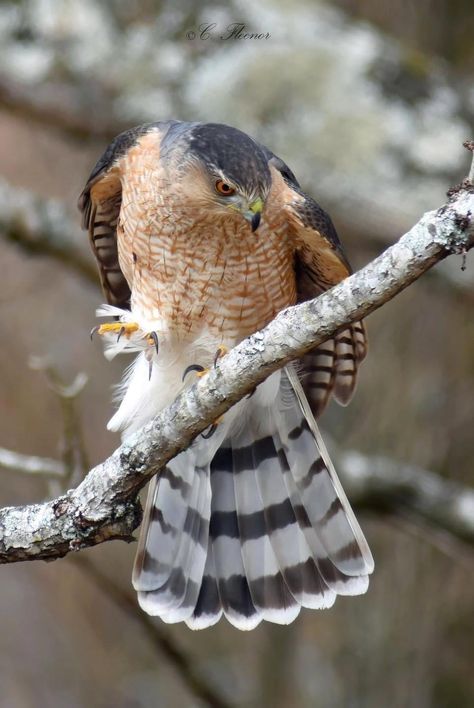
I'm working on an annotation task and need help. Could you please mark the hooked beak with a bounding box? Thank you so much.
[243,197,264,232]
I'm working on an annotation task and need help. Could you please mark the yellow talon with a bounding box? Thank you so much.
[146,331,159,354]
[94,322,139,338]
[182,345,229,384]
[91,322,159,357]
[213,345,229,367]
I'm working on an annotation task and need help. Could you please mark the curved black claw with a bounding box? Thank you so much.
[201,424,218,440]
[148,330,159,355]
[90,325,100,341]
[116,326,126,342]
[182,363,206,382]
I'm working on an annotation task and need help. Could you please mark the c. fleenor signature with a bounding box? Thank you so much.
[186,23,271,41]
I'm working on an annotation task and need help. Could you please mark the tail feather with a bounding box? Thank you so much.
[273,438,337,609]
[231,430,300,625]
[186,545,222,629]
[282,417,367,576]
[133,366,373,629]
[239,397,333,614]
[285,367,374,577]
[133,457,210,617]
[208,459,261,630]
[158,465,211,623]
[132,459,195,592]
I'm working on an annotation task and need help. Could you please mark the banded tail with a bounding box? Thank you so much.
[132,366,374,630]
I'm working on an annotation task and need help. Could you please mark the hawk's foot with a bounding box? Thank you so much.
[201,423,218,439]
[91,322,159,355]
[182,363,207,381]
[181,345,229,383]
[213,345,229,368]
[90,321,139,341]
[181,356,227,439]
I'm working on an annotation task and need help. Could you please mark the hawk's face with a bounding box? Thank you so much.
[173,123,272,232]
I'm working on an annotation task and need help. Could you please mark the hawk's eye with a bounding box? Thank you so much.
[215,180,236,196]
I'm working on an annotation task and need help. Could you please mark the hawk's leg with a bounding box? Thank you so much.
[181,346,229,438]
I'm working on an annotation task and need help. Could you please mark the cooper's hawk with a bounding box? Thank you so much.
[79,121,373,630]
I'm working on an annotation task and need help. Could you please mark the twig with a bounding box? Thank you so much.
[0,447,64,478]
[29,357,90,486]
[0,160,473,564]
[464,140,474,183]
[73,555,232,708]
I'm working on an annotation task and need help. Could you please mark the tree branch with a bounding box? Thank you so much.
[0,447,64,479]
[0,177,97,285]
[28,357,90,488]
[0,76,122,142]
[338,451,474,550]
[0,170,473,564]
[2,443,473,554]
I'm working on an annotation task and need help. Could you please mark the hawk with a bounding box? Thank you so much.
[79,121,373,630]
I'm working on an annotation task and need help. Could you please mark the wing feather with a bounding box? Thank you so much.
[77,122,177,308]
[262,150,368,416]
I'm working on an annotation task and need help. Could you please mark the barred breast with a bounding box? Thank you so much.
[117,177,297,346]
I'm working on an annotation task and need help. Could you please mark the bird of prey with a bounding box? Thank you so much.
[79,121,373,630]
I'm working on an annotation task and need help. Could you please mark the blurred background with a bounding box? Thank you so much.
[0,1,473,706]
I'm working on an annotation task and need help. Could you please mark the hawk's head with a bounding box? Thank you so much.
[168,122,272,231]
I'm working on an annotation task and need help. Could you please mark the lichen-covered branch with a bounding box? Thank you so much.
[0,177,473,564]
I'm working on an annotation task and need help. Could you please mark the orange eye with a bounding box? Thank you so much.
[215,180,236,196]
